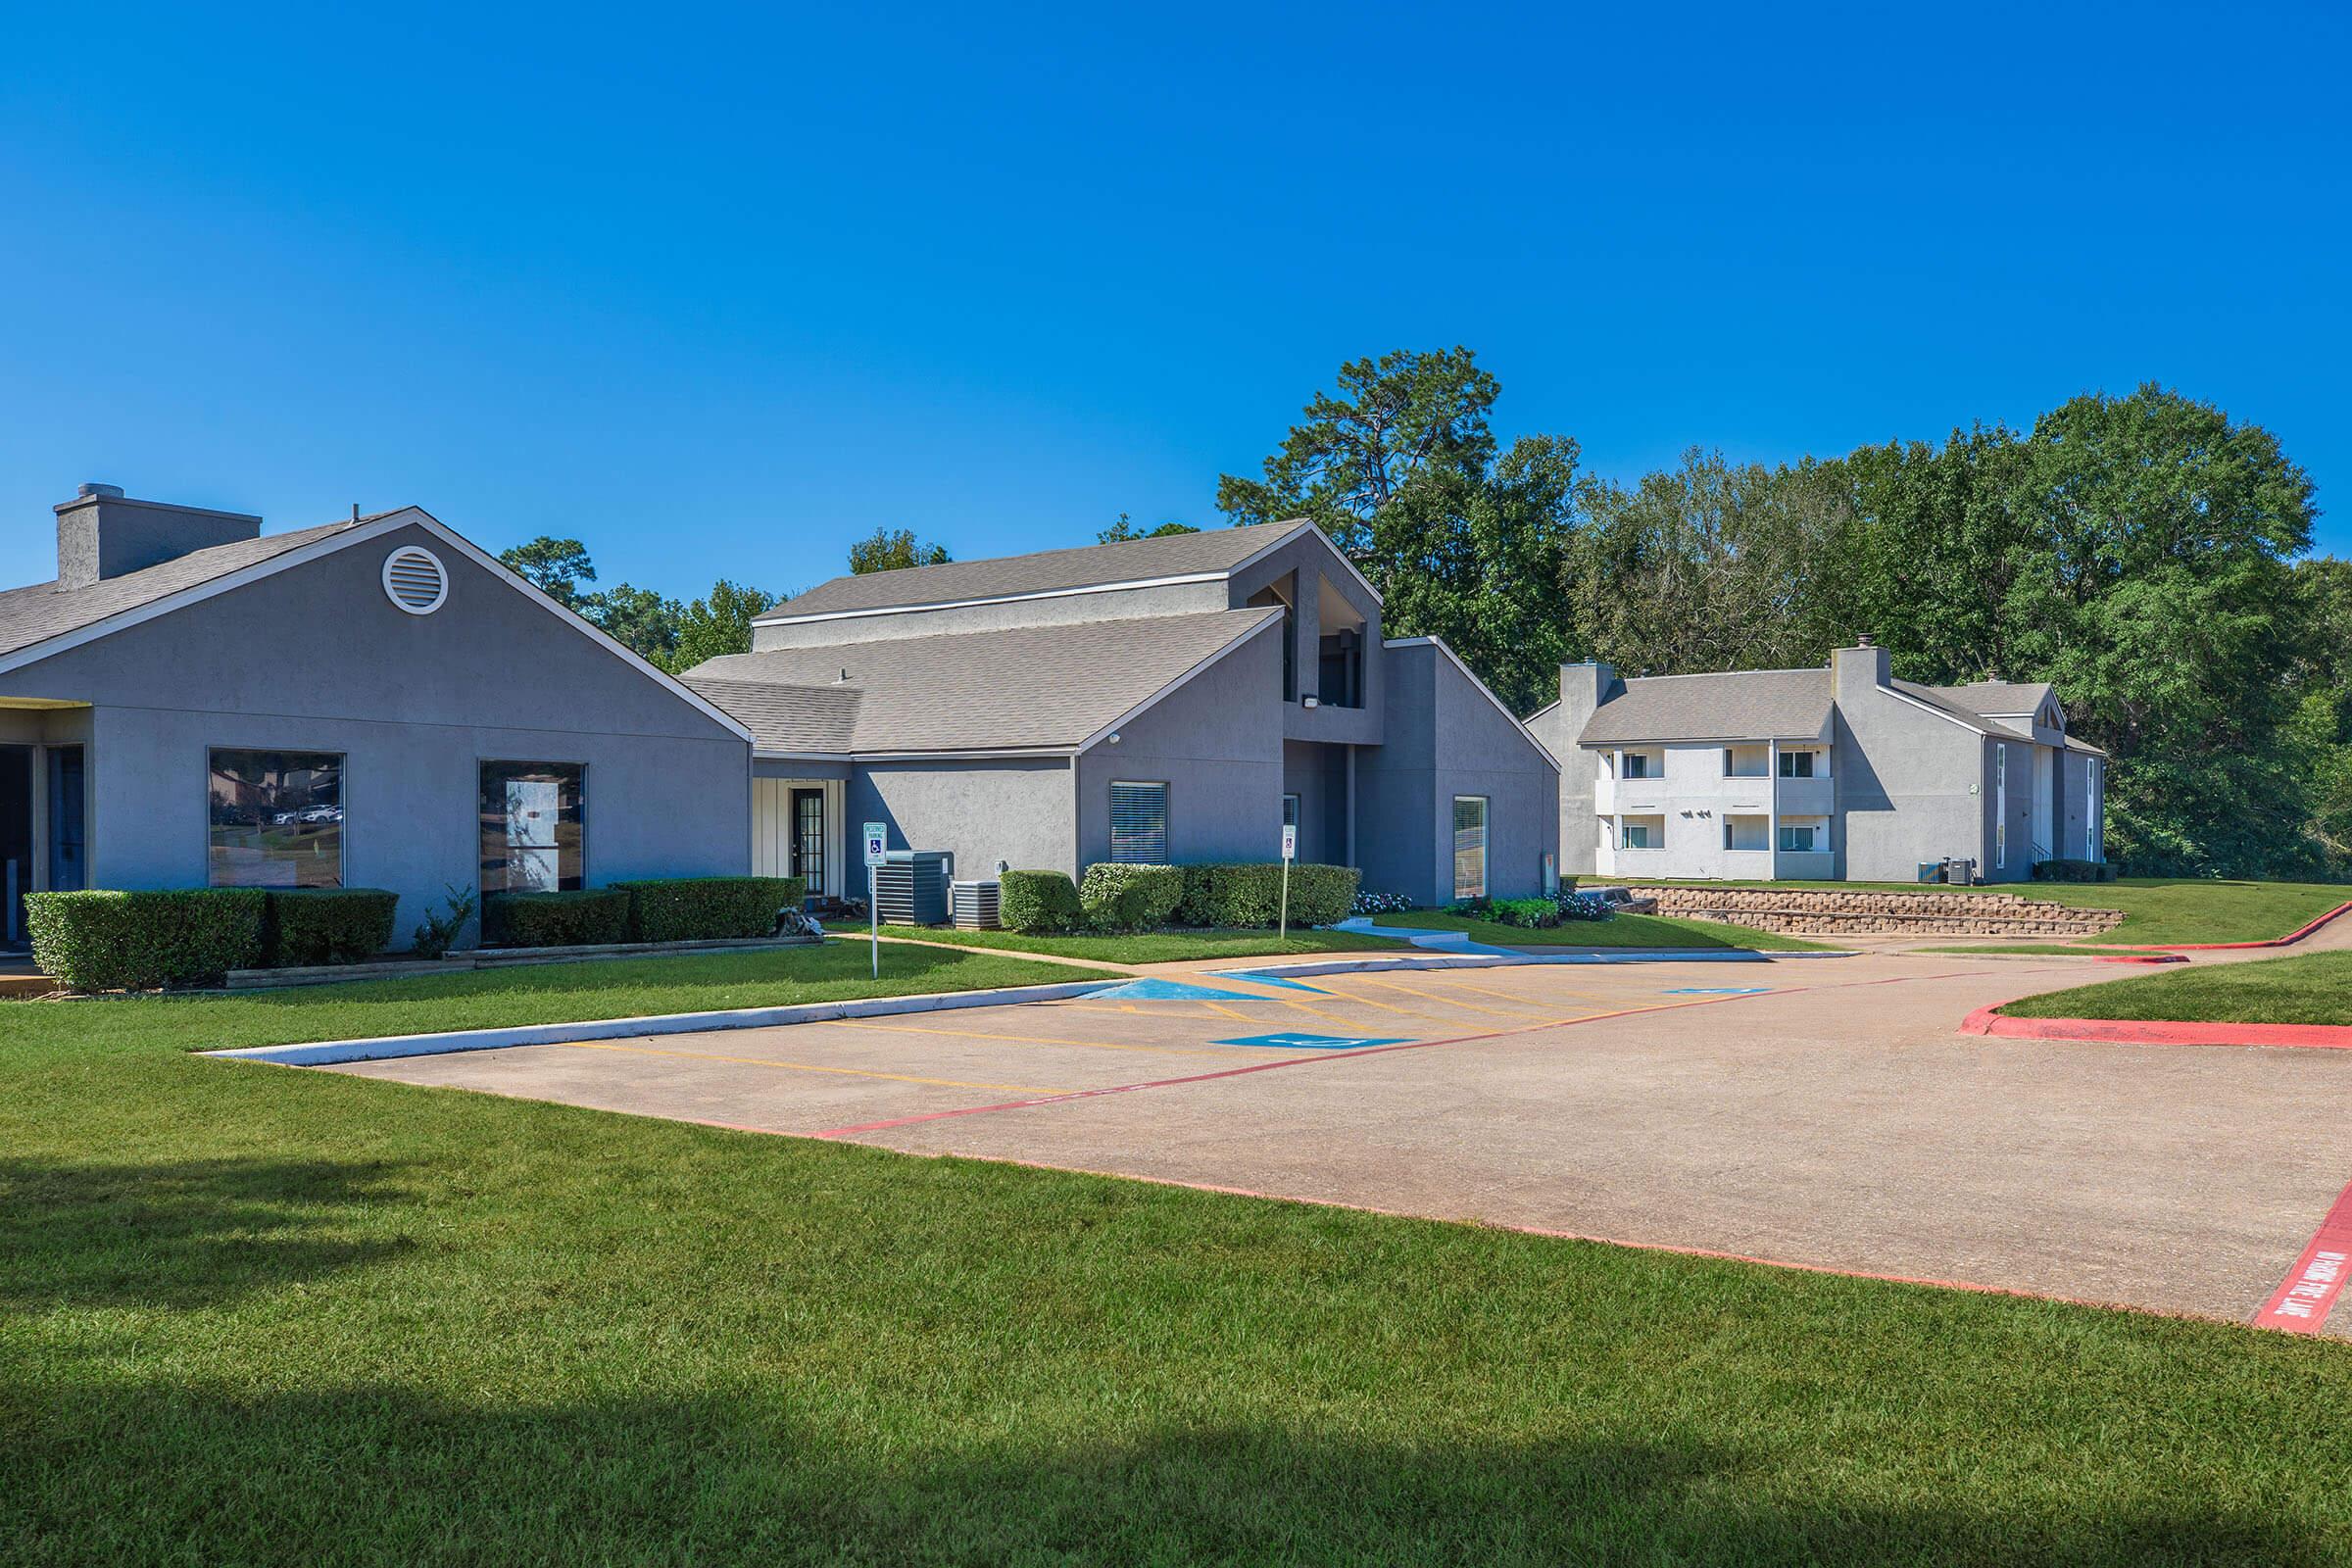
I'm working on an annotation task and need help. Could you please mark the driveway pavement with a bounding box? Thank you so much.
[327,942,2352,1335]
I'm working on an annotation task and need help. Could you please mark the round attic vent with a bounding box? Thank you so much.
[382,546,449,615]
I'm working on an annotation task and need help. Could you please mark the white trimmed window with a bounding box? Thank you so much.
[1108,781,1168,863]
[1779,822,1820,853]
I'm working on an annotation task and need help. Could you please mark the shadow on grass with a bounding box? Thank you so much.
[0,1383,2321,1566]
[0,1156,416,1310]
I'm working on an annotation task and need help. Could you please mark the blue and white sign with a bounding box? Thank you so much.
[862,822,888,867]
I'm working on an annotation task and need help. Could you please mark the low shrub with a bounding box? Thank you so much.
[1351,889,1417,916]
[1077,863,1185,932]
[1000,870,1083,934]
[24,888,267,992]
[1553,891,1615,922]
[263,888,399,967]
[412,884,478,959]
[614,876,806,943]
[481,888,630,949]
[2031,858,2118,883]
[1176,863,1360,928]
[1488,897,1563,930]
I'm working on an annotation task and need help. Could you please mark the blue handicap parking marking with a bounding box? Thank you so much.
[1089,978,1268,1002]
[1660,986,1771,996]
[1207,969,1332,994]
[1213,1032,1411,1051]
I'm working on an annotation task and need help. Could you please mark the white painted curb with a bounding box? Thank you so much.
[205,978,1121,1068]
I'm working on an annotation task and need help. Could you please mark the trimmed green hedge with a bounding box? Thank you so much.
[1000,870,1083,934]
[1176,862,1360,928]
[1077,863,1185,932]
[24,889,267,992]
[2031,858,2119,883]
[614,876,806,943]
[481,889,630,949]
[264,888,400,967]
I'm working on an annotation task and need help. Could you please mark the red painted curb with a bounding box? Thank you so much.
[2254,1177,2352,1334]
[1961,1003,2352,1051]
[2124,900,2352,952]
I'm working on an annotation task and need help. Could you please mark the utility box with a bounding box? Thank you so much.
[1942,857,1977,886]
[871,852,951,925]
[951,880,1002,930]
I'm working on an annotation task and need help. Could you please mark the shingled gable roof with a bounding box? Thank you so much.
[758,519,1332,621]
[1577,668,1836,746]
[0,506,756,743]
[1929,679,2056,717]
[685,607,1283,756]
[0,516,368,661]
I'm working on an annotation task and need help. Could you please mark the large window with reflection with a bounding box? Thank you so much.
[480,761,586,892]
[209,749,345,887]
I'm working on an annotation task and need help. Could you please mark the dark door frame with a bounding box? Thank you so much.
[789,787,825,894]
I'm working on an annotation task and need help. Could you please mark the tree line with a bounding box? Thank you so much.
[501,347,2345,880]
[1217,350,2343,881]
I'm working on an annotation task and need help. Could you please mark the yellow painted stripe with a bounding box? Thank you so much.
[562,1039,1069,1095]
[1348,973,1554,1020]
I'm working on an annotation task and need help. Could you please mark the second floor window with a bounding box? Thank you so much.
[1622,753,1652,779]
[1780,750,1817,778]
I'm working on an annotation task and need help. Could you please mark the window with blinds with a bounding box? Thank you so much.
[1108,781,1169,863]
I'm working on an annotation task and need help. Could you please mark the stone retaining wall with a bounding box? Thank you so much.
[1630,886,2125,938]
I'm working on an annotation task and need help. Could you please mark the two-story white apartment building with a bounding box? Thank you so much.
[1525,639,2107,884]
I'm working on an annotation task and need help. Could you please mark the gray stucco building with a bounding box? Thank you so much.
[0,485,753,949]
[683,520,1561,908]
[1524,639,2107,883]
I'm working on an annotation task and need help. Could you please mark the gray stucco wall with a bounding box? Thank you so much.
[1831,649,1987,882]
[1282,740,1350,866]
[1075,621,1286,868]
[850,757,1075,888]
[1226,532,1384,748]
[3,521,750,942]
[1524,662,1618,875]
[1357,642,1559,906]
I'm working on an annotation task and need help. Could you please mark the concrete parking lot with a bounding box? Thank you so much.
[329,946,2352,1334]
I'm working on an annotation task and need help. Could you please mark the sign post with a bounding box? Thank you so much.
[1279,821,1298,942]
[862,821,888,979]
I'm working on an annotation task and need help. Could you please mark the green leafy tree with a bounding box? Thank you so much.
[497,536,597,609]
[1992,386,2316,875]
[1218,348,1499,556]
[1569,450,1852,678]
[669,579,781,672]
[581,583,683,665]
[1098,514,1200,543]
[848,527,951,574]
[1218,348,1585,710]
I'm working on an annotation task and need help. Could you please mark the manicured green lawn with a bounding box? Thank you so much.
[876,923,1406,964]
[9,1016,2352,1562]
[1638,876,2349,946]
[0,939,1095,1054]
[2001,951,2352,1026]
[1384,909,1833,952]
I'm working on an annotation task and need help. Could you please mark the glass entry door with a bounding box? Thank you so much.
[0,748,31,948]
[790,788,824,893]
[47,746,85,894]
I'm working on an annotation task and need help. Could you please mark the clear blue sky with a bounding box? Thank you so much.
[2,2,2344,599]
